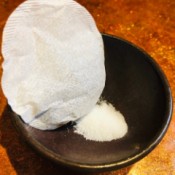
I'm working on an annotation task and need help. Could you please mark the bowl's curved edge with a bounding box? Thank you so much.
[11,33,173,172]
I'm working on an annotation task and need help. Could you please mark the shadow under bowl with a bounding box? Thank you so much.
[11,34,173,172]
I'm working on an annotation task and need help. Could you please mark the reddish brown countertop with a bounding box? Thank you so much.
[0,0,175,174]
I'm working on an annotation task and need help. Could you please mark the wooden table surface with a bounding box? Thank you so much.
[0,0,175,175]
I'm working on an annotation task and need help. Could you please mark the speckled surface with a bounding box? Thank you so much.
[0,0,175,175]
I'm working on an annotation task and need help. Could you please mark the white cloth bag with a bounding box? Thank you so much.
[1,0,105,130]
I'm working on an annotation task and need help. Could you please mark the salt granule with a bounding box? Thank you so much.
[74,101,128,142]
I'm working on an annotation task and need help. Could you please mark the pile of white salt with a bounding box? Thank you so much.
[75,101,128,142]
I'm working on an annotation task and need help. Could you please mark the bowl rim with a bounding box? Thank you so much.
[12,33,173,172]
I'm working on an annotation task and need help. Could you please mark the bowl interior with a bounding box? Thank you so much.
[12,34,172,172]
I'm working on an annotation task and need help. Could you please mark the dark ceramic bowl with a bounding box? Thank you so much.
[12,34,172,172]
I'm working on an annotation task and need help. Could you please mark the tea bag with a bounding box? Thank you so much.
[1,0,105,130]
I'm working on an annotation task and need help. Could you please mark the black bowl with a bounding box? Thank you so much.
[12,34,172,172]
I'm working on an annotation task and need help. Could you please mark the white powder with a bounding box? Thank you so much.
[74,101,128,142]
